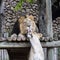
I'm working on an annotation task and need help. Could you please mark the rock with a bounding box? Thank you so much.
[23,2,27,6]
[41,37,45,41]
[7,19,12,23]
[4,32,9,38]
[17,34,26,41]
[6,5,10,8]
[44,37,50,42]
[22,10,26,13]
[12,1,16,7]
[49,38,54,41]
[12,18,16,21]
[6,22,11,26]
[17,34,21,41]
[11,7,14,10]
[7,37,12,41]
[1,37,7,41]
[8,10,12,14]
[12,16,16,18]
[5,2,8,5]
[33,6,36,9]
[26,9,30,12]
[10,34,17,41]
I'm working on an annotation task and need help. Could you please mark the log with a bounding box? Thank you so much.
[0,0,5,14]
[46,0,58,60]
[0,49,9,60]
[0,41,60,48]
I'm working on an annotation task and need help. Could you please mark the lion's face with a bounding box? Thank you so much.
[18,15,36,34]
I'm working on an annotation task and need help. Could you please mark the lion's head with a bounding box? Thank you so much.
[18,15,37,34]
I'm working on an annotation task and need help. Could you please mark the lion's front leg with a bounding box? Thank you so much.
[28,32,44,60]
[29,47,34,60]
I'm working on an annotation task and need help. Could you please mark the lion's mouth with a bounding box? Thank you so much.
[27,26,32,33]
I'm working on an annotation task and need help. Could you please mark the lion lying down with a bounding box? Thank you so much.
[11,15,44,60]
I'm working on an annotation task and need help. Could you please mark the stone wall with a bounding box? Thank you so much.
[2,0,39,37]
[53,17,60,40]
[0,0,60,40]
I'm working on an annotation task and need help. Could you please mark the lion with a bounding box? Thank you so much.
[18,15,38,34]
[16,15,39,41]
[18,15,44,60]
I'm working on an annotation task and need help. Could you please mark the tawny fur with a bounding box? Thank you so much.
[18,15,37,34]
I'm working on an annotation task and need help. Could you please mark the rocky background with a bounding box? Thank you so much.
[2,0,39,38]
[53,17,60,40]
[0,0,60,41]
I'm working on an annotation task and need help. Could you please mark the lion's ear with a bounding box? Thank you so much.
[18,16,25,23]
[29,15,34,20]
[26,15,29,18]
[26,15,34,20]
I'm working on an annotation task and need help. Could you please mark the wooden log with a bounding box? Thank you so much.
[0,42,30,49]
[0,0,4,14]
[46,0,53,38]
[43,48,47,60]
[0,49,9,60]
[47,48,58,60]
[46,0,58,60]
[0,41,60,48]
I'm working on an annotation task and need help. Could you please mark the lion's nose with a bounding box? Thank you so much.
[28,25,30,27]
